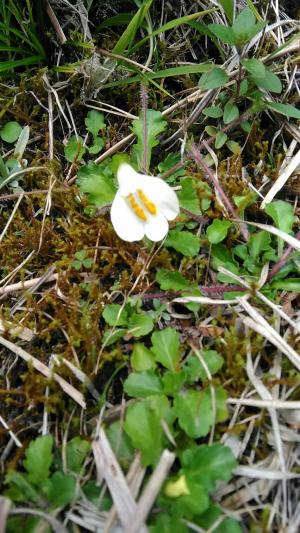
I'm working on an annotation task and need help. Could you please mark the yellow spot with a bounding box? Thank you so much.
[165,475,190,498]
[127,193,147,221]
[137,189,157,215]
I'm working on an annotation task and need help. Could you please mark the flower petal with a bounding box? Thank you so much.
[110,191,145,242]
[145,212,169,241]
[117,163,140,195]
[141,176,179,220]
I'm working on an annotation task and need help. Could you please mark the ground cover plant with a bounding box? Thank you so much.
[0,0,300,531]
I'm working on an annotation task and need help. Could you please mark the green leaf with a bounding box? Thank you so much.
[207,219,231,243]
[173,390,212,438]
[127,313,154,338]
[149,513,189,533]
[205,125,217,136]
[156,269,191,291]
[124,399,164,465]
[226,140,241,154]
[232,7,255,35]
[64,135,86,163]
[45,472,76,507]
[23,435,53,486]
[185,350,224,382]
[202,106,224,118]
[4,471,42,504]
[131,110,167,172]
[223,102,239,124]
[124,370,163,397]
[88,137,105,155]
[102,304,128,326]
[0,121,22,143]
[270,278,300,291]
[178,178,201,213]
[112,0,153,54]
[162,370,186,396]
[182,443,237,492]
[207,24,235,45]
[77,162,117,206]
[215,131,228,149]
[165,229,200,256]
[66,437,91,473]
[264,200,295,233]
[242,59,282,93]
[151,327,180,371]
[107,420,134,464]
[85,110,106,137]
[240,120,251,133]
[219,0,234,22]
[248,230,271,260]
[199,67,229,90]
[232,8,265,46]
[265,101,300,119]
[165,474,210,516]
[131,342,156,371]
[14,126,30,159]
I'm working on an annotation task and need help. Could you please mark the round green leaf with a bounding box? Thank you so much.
[0,121,22,143]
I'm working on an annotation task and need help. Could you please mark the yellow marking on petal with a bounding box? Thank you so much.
[137,189,157,215]
[127,193,147,221]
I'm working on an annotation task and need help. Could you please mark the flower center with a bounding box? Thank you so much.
[127,190,157,221]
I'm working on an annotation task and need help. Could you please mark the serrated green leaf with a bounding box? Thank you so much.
[88,136,105,154]
[23,435,53,486]
[165,229,200,256]
[102,304,128,326]
[182,443,237,492]
[156,269,191,291]
[151,327,180,371]
[66,437,91,473]
[199,67,229,90]
[185,350,224,382]
[0,121,22,143]
[127,313,154,338]
[45,472,76,507]
[207,219,231,243]
[131,110,167,172]
[131,342,156,371]
[124,370,163,397]
[162,370,186,396]
[174,389,212,438]
[85,110,106,137]
[64,135,86,162]
[76,162,116,206]
[223,102,239,124]
[178,178,201,213]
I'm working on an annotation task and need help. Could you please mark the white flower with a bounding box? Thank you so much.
[110,163,180,242]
